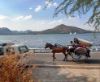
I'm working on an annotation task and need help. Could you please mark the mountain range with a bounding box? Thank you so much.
[0,24,93,35]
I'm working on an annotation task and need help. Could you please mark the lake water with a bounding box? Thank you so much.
[0,33,100,48]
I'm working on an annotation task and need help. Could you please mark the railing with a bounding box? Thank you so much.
[29,46,100,53]
[29,48,52,53]
[91,46,100,52]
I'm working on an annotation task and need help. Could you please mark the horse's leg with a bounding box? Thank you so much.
[65,53,68,61]
[63,52,68,61]
[84,53,89,63]
[86,49,91,57]
[53,53,56,61]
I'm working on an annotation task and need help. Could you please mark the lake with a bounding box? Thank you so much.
[0,33,100,48]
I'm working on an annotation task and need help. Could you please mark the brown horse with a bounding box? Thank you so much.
[45,43,69,61]
[45,43,90,61]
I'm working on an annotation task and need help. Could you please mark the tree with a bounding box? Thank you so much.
[46,0,100,30]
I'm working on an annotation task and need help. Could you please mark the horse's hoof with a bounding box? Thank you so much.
[63,58,65,61]
[54,57,56,59]
[63,59,67,61]
[53,59,55,61]
[64,59,67,62]
[72,60,75,62]
[53,58,56,61]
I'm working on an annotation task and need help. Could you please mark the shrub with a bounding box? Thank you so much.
[0,55,34,82]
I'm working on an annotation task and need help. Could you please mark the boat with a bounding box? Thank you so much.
[69,32,72,35]
[69,32,77,35]
[73,32,77,35]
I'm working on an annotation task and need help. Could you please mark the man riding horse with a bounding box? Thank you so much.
[45,38,92,61]
[70,38,91,57]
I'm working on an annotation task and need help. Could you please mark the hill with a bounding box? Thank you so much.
[0,27,35,35]
[40,24,91,34]
[0,27,13,35]
[0,24,92,35]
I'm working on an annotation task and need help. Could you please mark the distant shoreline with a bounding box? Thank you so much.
[0,32,100,35]
[1,24,99,35]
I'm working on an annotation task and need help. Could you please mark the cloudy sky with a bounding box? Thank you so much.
[0,0,94,31]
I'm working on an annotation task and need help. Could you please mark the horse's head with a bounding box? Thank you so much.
[45,43,53,49]
[45,43,49,49]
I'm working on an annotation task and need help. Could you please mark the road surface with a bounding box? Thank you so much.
[30,52,100,82]
[30,52,100,65]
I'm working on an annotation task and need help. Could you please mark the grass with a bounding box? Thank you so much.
[0,54,34,82]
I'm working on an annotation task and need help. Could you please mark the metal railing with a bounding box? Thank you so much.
[29,48,52,53]
[29,46,100,53]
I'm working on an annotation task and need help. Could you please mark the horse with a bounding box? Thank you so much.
[45,43,90,61]
[45,43,69,61]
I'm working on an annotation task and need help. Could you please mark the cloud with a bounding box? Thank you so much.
[0,15,94,31]
[34,5,42,12]
[24,15,32,20]
[29,7,33,10]
[15,16,24,20]
[14,15,32,21]
[49,19,63,25]
[45,1,52,8]
[0,15,8,20]
[53,2,58,7]
[34,2,58,12]
[45,0,58,8]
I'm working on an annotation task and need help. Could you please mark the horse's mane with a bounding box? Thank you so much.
[54,43,68,48]
[46,43,53,46]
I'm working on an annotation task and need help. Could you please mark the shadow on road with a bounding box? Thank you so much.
[32,66,97,82]
[85,59,100,64]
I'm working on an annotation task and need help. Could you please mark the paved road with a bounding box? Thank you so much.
[32,67,100,82]
[24,51,100,82]
[30,52,100,65]
[31,52,100,82]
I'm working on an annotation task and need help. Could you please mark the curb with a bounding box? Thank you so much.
[32,64,100,69]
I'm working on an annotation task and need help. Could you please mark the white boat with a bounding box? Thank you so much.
[73,32,77,35]
[69,32,72,35]
[69,32,77,35]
